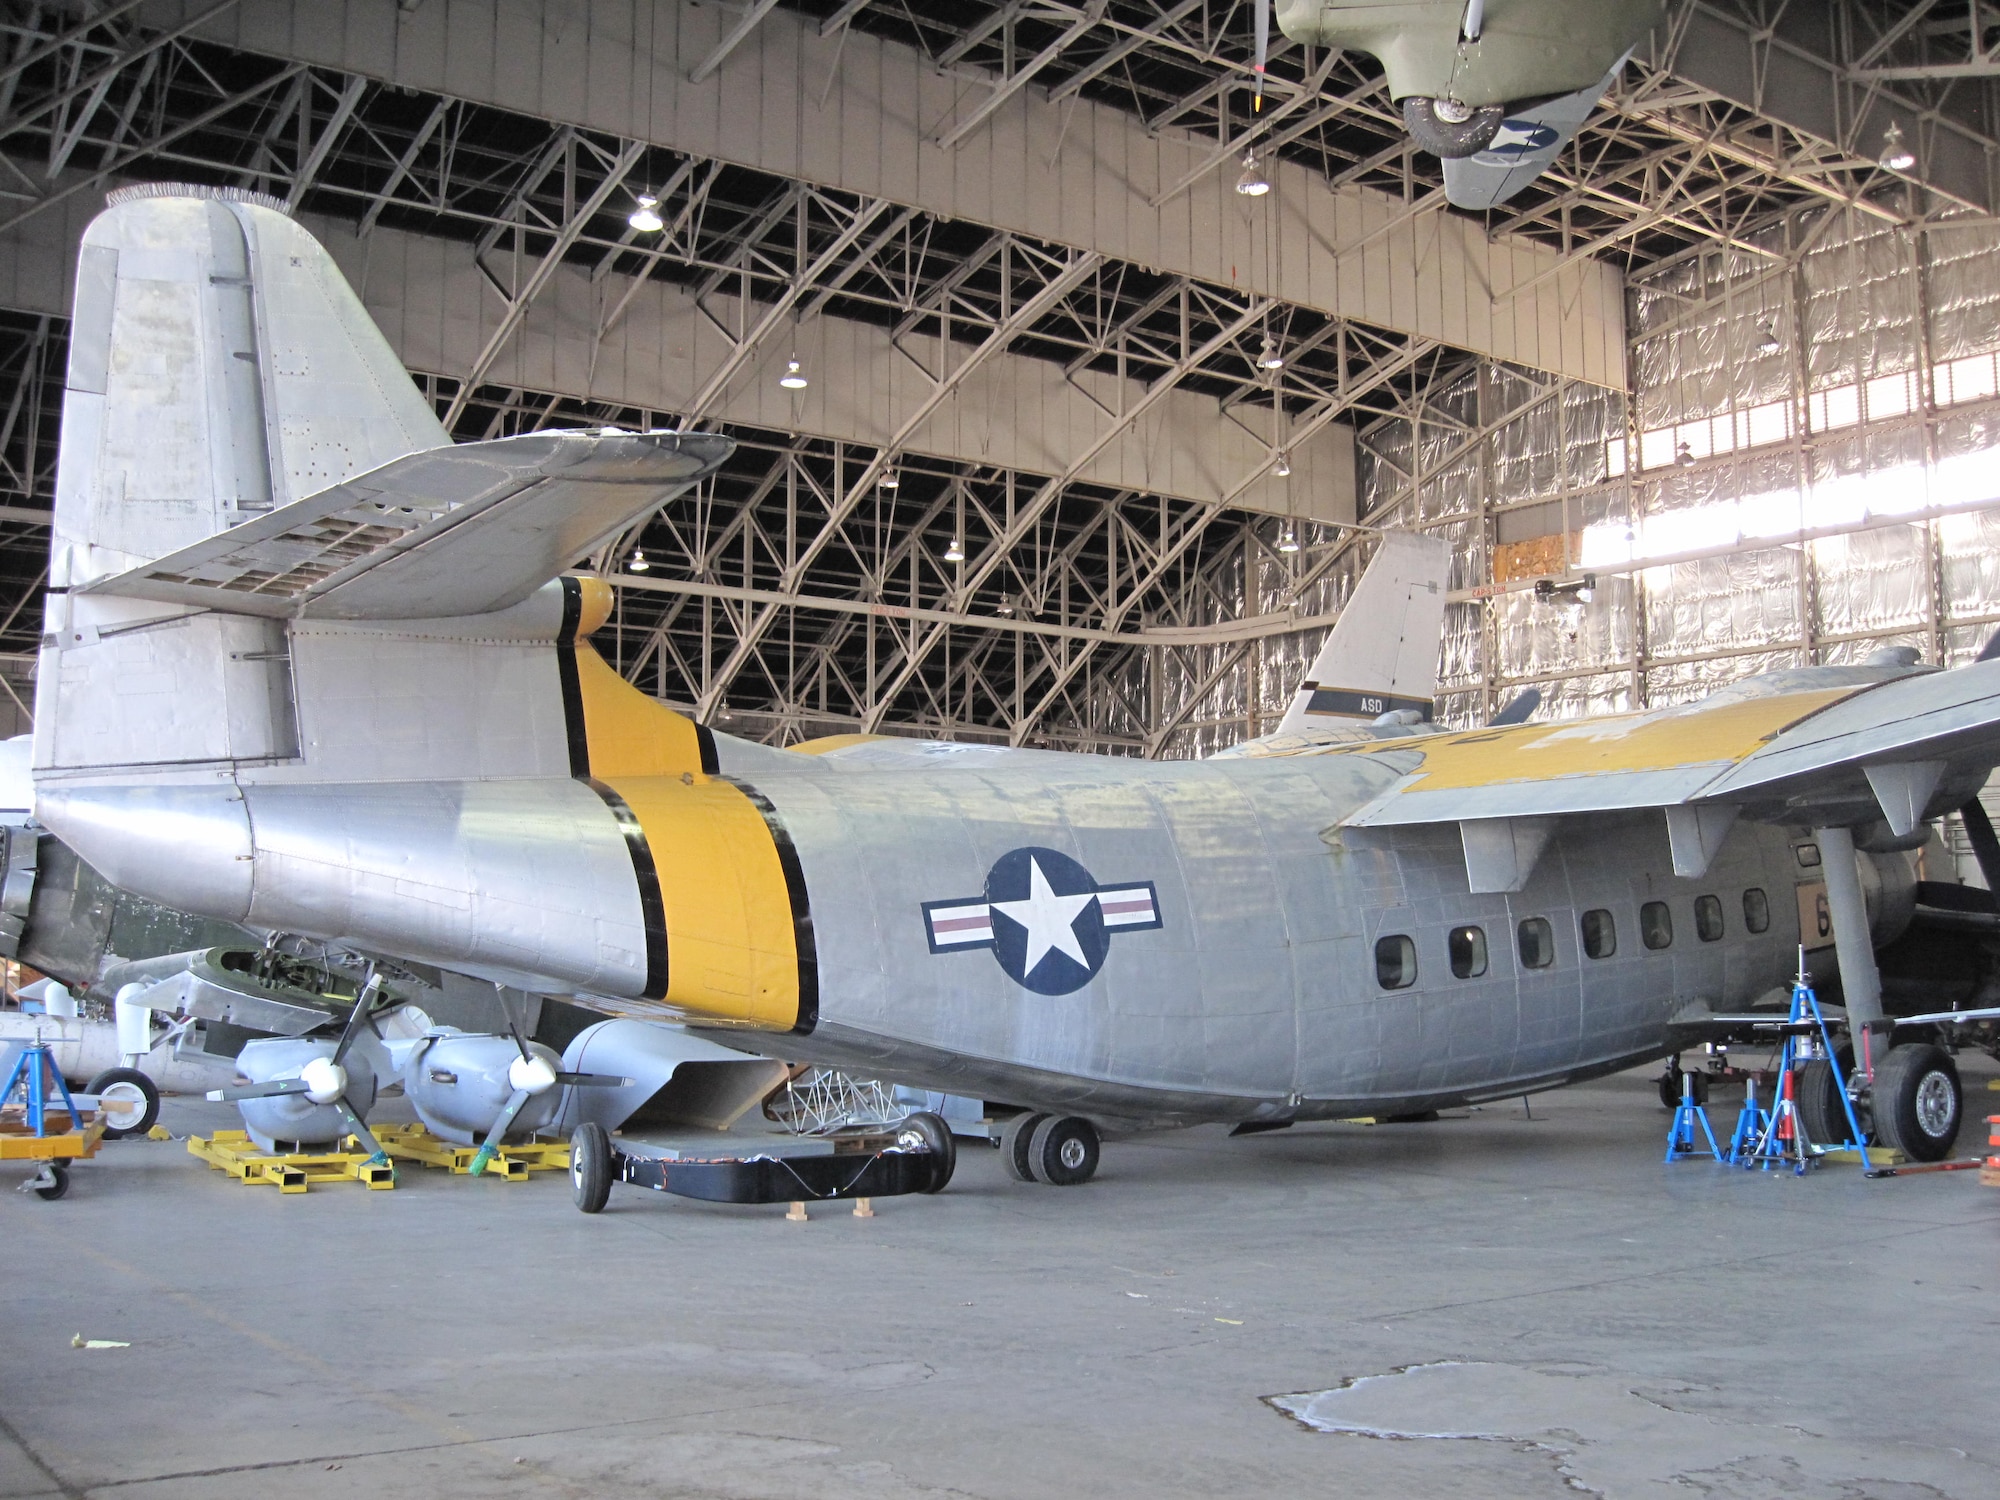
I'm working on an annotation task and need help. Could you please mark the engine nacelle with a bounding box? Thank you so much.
[402,1033,564,1146]
[233,1036,377,1152]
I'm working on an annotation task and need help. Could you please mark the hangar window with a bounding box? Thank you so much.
[1581,908,1616,959]
[1743,888,1771,933]
[1448,925,1488,979]
[1375,934,1417,990]
[1695,894,1725,943]
[1641,901,1674,950]
[1795,843,1822,868]
[1517,917,1554,969]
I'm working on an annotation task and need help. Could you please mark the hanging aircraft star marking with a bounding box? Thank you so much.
[922,846,1163,995]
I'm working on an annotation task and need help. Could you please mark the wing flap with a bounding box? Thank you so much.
[77,429,732,620]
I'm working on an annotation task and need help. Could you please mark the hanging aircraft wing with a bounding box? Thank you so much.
[1441,63,1622,210]
[76,429,732,621]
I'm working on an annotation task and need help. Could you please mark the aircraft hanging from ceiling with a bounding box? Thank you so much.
[1268,0,1666,207]
[30,186,2000,1193]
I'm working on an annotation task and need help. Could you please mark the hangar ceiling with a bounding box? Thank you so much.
[0,1,1996,752]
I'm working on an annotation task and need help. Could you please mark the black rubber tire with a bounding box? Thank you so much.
[897,1111,957,1193]
[999,1112,1045,1184]
[85,1067,160,1140]
[33,1162,68,1200]
[1657,1068,1709,1110]
[1796,1051,1858,1148]
[1402,96,1506,158]
[1026,1115,1101,1186]
[1870,1043,1962,1162]
[570,1121,613,1213]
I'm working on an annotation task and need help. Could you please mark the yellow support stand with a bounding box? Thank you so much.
[371,1122,570,1180]
[186,1130,396,1193]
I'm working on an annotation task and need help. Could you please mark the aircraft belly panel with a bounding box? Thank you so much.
[237,778,650,996]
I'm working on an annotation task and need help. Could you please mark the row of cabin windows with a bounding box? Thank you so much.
[1374,888,1773,990]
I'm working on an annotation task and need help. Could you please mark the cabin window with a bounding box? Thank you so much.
[1448,925,1488,979]
[1375,934,1418,990]
[1695,894,1725,943]
[1641,901,1674,950]
[1581,908,1616,959]
[1517,917,1554,969]
[1796,843,1822,868]
[1743,887,1771,934]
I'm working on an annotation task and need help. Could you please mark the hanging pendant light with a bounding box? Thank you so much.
[1272,449,1291,477]
[628,193,664,233]
[1674,440,1695,468]
[779,356,808,390]
[1276,527,1300,554]
[1235,149,1271,197]
[1755,319,1781,354]
[943,536,965,563]
[1880,121,1915,173]
[628,547,650,572]
[880,463,899,489]
[1257,334,1285,370]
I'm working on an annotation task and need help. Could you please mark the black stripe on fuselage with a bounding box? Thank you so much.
[586,777,670,1001]
[720,777,819,1037]
[556,577,590,777]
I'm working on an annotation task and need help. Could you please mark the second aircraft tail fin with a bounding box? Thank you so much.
[1274,529,1450,735]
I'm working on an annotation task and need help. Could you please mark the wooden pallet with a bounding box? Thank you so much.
[186,1130,395,1193]
[372,1122,569,1180]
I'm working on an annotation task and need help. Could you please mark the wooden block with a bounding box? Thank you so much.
[852,1197,874,1218]
[786,1200,808,1222]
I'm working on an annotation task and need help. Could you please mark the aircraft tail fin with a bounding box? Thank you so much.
[1274,530,1450,735]
[1440,61,1624,211]
[52,183,451,592]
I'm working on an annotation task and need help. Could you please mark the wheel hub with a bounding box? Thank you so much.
[1059,1137,1088,1169]
[1433,97,1476,124]
[1914,1071,1955,1137]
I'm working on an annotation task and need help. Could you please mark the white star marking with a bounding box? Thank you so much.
[990,856,1098,975]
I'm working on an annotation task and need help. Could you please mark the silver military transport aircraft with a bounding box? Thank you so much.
[32,185,1992,1188]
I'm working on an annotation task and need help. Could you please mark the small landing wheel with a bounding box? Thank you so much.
[570,1121,612,1213]
[999,1112,1045,1183]
[1657,1068,1708,1111]
[1027,1115,1100,1186]
[1797,1050,1857,1147]
[31,1162,69,1201]
[896,1111,956,1193]
[1402,96,1505,158]
[1870,1043,1961,1162]
[86,1067,160,1140]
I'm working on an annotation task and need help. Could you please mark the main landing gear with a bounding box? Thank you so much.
[999,1112,1101,1186]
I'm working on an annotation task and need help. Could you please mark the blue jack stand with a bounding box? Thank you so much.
[1728,1078,1770,1164]
[1665,1070,1722,1162]
[1743,958,1872,1175]
[0,1037,84,1137]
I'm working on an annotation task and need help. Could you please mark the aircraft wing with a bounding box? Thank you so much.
[1333,661,2000,887]
[1441,64,1621,211]
[77,430,732,621]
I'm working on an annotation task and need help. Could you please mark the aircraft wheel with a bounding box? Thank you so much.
[1656,1068,1708,1110]
[1402,96,1505,158]
[32,1162,69,1201]
[1027,1115,1100,1187]
[1870,1044,1962,1162]
[1796,1051,1857,1147]
[896,1111,956,1193]
[999,1112,1045,1183]
[570,1121,613,1213]
[86,1067,160,1140]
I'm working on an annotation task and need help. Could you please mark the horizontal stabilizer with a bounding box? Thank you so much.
[77,429,732,620]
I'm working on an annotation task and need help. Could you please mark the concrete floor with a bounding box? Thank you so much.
[3,1059,1997,1500]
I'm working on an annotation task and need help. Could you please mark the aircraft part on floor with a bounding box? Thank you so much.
[551,1019,789,1135]
[402,1033,565,1146]
[226,1036,380,1153]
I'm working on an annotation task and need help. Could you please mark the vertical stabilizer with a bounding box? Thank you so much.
[51,183,448,590]
[1274,530,1449,734]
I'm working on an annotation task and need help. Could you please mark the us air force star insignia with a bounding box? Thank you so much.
[921,846,1162,995]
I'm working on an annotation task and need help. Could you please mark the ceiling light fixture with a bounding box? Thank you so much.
[1257,335,1285,370]
[628,548,650,573]
[880,465,899,489]
[1755,319,1781,353]
[628,193,663,233]
[1272,450,1291,477]
[1674,440,1695,468]
[1235,149,1271,197]
[1277,527,1300,554]
[779,356,808,390]
[1880,121,1915,173]
[943,536,965,563]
